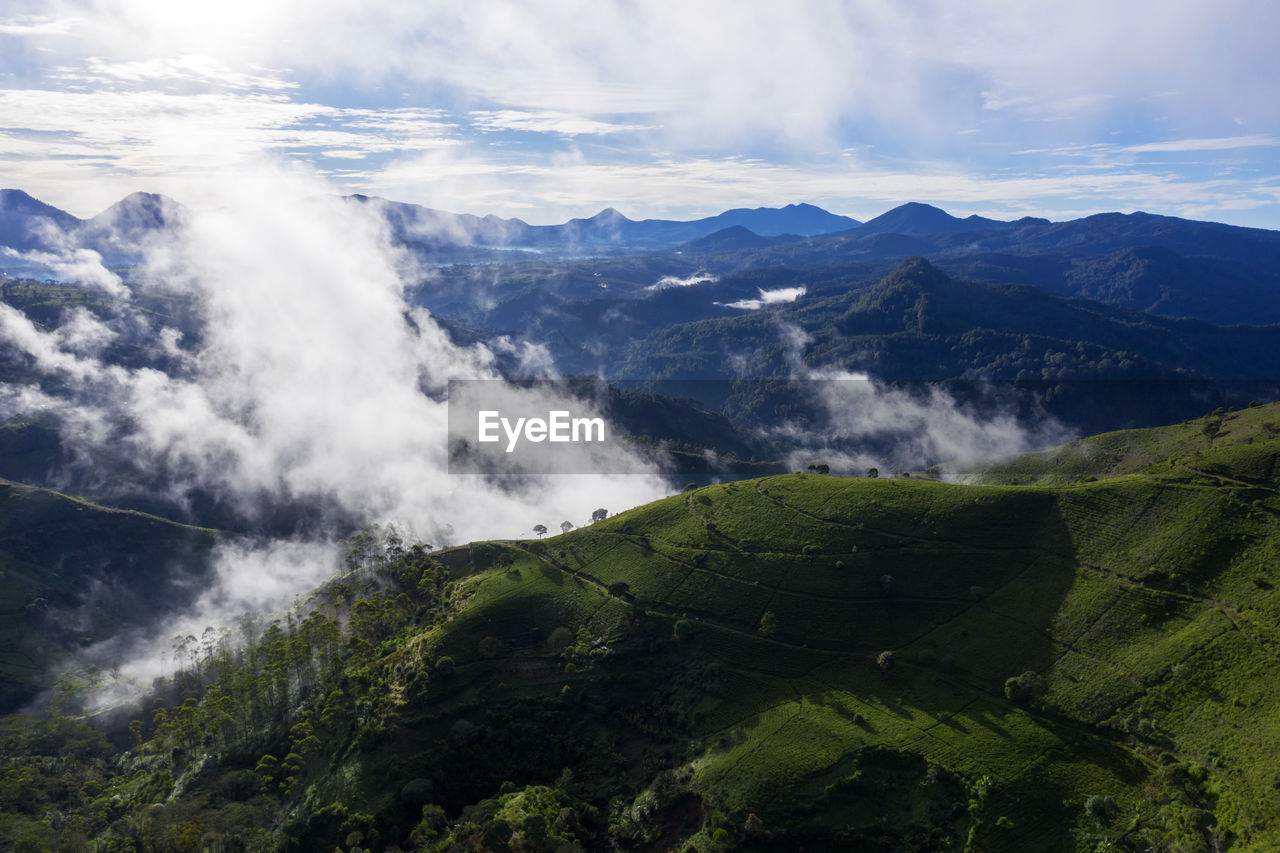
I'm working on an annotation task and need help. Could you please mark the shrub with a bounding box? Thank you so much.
[548,626,574,651]
[877,650,895,671]
[481,818,513,848]
[1004,671,1046,704]
[435,656,455,676]
[400,778,434,808]
[758,611,778,636]
[674,620,695,642]
[1084,794,1118,825]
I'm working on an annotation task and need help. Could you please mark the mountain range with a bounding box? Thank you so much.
[0,189,860,260]
[0,189,182,261]
[7,188,1280,314]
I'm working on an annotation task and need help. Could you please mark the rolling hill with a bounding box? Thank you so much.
[5,403,1277,850]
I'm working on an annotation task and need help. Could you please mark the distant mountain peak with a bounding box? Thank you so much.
[899,201,947,213]
[1,188,73,217]
[589,207,630,223]
[859,202,1005,236]
[0,189,81,251]
[87,190,182,235]
[682,225,776,252]
[1,188,39,205]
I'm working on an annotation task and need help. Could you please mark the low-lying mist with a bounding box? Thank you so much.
[0,162,669,706]
[754,322,1074,474]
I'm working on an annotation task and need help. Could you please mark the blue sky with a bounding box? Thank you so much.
[2,0,1279,227]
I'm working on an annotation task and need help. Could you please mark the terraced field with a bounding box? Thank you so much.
[5,405,1274,851]
[417,403,1280,850]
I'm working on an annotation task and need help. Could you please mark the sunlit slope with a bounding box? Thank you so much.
[0,478,221,710]
[945,400,1280,487]
[423,412,1280,850]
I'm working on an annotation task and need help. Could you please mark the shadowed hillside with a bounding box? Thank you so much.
[0,479,223,713]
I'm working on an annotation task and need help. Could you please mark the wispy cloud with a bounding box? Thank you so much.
[470,110,649,137]
[724,286,807,310]
[54,55,299,91]
[1122,134,1280,153]
[646,273,717,291]
[0,1,1278,227]
[0,14,79,35]
[0,89,457,213]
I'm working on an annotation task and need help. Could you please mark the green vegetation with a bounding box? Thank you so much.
[0,478,221,712]
[1,403,1279,850]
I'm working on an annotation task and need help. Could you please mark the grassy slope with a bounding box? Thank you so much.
[406,402,1280,850]
[943,401,1280,486]
[4,404,1273,850]
[0,478,222,710]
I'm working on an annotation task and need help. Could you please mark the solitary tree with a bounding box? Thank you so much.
[548,626,574,651]
[591,508,608,523]
[867,467,879,478]
[1003,670,1047,705]
[560,520,574,533]
[758,611,778,636]
[1084,794,1118,826]
[533,524,547,538]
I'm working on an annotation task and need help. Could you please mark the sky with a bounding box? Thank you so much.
[2,0,1280,227]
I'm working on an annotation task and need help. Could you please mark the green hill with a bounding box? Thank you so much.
[943,400,1280,487]
[0,478,222,712]
[2,405,1279,851]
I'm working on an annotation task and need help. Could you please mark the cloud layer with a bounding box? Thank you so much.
[1,1,1278,225]
[0,162,670,696]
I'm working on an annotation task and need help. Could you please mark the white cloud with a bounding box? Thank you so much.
[646,273,717,291]
[1,246,129,297]
[1,160,670,544]
[470,110,649,136]
[0,1,1274,226]
[0,89,457,214]
[0,14,79,35]
[724,286,807,310]
[1122,135,1280,153]
[54,55,298,91]
[1,159,672,695]
[757,326,1071,472]
[369,145,1280,225]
